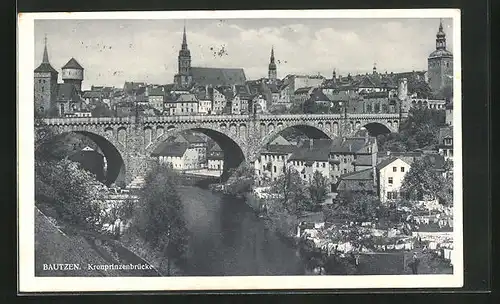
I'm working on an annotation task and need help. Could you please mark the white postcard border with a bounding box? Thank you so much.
[18,9,463,292]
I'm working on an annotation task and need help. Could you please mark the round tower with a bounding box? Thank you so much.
[62,58,84,92]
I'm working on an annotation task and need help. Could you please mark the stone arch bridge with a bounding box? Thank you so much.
[38,113,405,186]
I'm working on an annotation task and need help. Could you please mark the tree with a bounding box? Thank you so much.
[269,166,309,216]
[136,164,188,274]
[377,107,446,151]
[308,170,329,210]
[401,156,449,203]
[225,162,255,196]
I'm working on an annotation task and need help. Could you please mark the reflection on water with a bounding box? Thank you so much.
[177,186,305,276]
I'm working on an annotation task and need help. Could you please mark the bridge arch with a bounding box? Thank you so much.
[261,123,331,148]
[36,130,126,187]
[148,126,246,180]
[362,122,392,136]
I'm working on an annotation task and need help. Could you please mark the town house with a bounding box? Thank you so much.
[207,143,224,172]
[437,126,453,161]
[376,157,411,204]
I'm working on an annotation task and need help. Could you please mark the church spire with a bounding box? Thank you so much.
[42,34,49,63]
[436,19,447,50]
[181,22,188,50]
[268,46,277,81]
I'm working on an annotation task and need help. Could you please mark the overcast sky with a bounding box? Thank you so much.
[34,18,453,90]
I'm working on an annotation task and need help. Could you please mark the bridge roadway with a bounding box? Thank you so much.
[38,113,405,186]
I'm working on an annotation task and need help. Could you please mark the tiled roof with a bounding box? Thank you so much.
[34,62,58,74]
[376,157,409,170]
[329,91,359,102]
[294,87,312,94]
[151,142,189,157]
[82,91,102,98]
[209,143,222,152]
[330,137,375,154]
[175,93,198,102]
[269,135,291,145]
[180,133,206,144]
[307,88,331,102]
[263,144,297,155]
[62,58,84,70]
[190,67,247,86]
[147,86,165,96]
[289,139,332,162]
[339,168,374,180]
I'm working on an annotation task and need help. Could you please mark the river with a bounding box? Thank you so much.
[177,186,306,276]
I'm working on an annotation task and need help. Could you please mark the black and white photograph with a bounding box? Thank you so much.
[17,9,462,291]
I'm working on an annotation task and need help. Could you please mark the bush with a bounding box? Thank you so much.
[35,159,108,232]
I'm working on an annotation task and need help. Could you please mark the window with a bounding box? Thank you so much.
[322,163,326,168]
[393,166,397,172]
[401,167,405,172]
[343,158,347,163]
[388,177,393,184]
[273,166,277,173]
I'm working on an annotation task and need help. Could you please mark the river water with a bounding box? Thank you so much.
[177,186,306,276]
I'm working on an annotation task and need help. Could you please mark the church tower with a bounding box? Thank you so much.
[268,46,277,81]
[62,57,84,92]
[34,35,58,116]
[174,25,193,88]
[427,19,453,95]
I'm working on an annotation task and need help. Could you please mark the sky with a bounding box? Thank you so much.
[34,18,454,90]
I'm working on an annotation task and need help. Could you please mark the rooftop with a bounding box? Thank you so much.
[151,142,189,157]
[191,67,247,86]
[62,58,84,70]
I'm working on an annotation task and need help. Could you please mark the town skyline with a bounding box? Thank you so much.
[35,18,453,91]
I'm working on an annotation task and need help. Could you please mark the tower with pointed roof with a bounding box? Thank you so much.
[268,46,277,81]
[427,19,453,95]
[34,35,59,115]
[174,24,193,88]
[62,57,84,92]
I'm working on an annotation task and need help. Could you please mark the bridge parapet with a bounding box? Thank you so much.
[41,116,133,126]
[143,114,252,124]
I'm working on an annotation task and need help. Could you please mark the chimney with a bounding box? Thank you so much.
[309,139,313,149]
[386,151,390,156]
[372,165,377,187]
[232,85,237,95]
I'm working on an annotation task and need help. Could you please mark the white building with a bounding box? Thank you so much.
[438,126,453,161]
[152,142,199,170]
[207,144,224,173]
[376,157,411,204]
[212,88,228,114]
[198,98,212,115]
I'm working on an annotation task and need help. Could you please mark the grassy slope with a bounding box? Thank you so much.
[35,208,159,277]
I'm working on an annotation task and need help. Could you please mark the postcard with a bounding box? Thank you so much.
[17,9,462,292]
